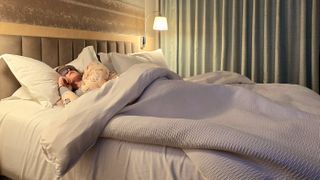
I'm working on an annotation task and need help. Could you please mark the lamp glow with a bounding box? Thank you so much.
[153,16,168,31]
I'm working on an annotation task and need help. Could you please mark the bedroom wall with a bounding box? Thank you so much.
[0,0,155,49]
[0,0,144,35]
[144,0,158,50]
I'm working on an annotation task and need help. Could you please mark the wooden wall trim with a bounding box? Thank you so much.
[0,22,141,47]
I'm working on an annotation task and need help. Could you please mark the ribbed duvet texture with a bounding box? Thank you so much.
[41,64,320,179]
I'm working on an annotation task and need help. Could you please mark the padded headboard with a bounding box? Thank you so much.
[0,34,138,99]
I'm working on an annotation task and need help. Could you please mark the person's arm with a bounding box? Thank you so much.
[58,86,79,105]
[109,70,118,80]
[58,76,79,105]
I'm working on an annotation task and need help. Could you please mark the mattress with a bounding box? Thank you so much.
[0,99,206,180]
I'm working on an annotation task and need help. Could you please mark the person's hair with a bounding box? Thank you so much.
[55,65,79,76]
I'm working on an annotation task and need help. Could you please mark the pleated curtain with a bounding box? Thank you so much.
[160,0,319,93]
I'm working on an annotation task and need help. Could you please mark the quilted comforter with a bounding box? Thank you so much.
[40,64,320,179]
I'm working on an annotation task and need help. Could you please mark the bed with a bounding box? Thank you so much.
[0,34,320,180]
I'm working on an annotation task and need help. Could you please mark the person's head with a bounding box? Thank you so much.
[56,65,82,89]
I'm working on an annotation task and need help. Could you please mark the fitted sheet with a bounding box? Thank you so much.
[0,99,206,180]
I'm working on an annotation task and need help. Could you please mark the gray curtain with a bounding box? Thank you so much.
[160,0,320,93]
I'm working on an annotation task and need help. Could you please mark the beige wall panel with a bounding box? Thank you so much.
[0,0,145,35]
[58,39,73,64]
[41,38,59,67]
[97,41,108,53]
[107,41,117,52]
[22,37,41,60]
[0,35,22,55]
[72,39,86,56]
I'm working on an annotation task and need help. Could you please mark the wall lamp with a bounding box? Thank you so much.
[153,16,168,31]
[141,13,168,49]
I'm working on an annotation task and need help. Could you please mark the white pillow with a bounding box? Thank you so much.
[109,53,147,74]
[1,54,60,107]
[130,49,168,68]
[67,46,99,73]
[98,52,116,72]
[100,49,168,74]
[6,87,34,100]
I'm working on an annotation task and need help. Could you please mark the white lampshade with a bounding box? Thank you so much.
[153,16,168,31]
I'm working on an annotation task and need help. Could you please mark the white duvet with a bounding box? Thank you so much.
[40,64,320,179]
[0,100,206,180]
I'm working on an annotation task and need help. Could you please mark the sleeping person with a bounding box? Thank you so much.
[55,62,117,105]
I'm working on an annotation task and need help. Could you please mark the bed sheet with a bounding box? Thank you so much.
[0,99,206,180]
[232,83,320,115]
[185,71,320,115]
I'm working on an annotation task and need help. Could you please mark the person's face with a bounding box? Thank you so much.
[65,69,81,83]
[63,69,82,89]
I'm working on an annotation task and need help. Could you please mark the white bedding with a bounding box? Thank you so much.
[2,65,320,179]
[186,71,320,115]
[0,99,205,180]
[39,64,320,179]
[0,100,57,179]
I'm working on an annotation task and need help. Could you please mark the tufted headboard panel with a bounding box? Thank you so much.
[0,34,138,99]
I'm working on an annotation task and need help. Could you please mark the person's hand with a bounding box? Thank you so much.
[58,76,69,87]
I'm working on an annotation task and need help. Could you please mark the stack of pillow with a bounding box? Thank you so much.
[0,46,169,107]
[98,49,168,74]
